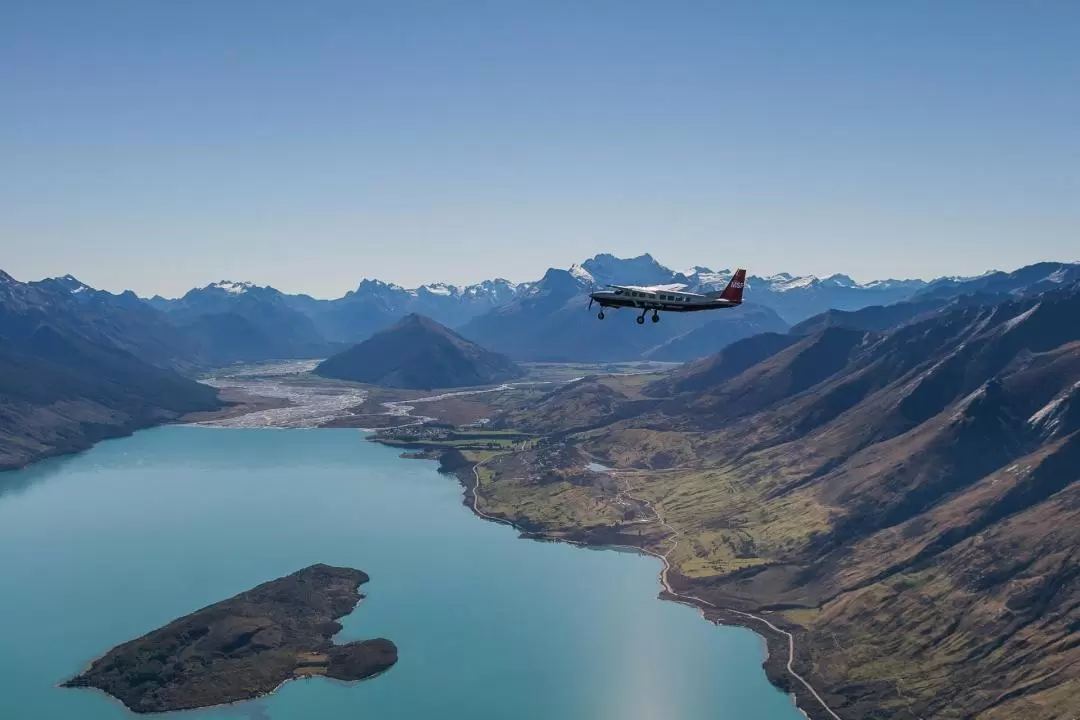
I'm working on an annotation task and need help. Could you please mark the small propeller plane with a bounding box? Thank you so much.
[588,269,746,324]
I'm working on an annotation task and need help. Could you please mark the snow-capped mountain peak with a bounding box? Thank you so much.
[354,278,408,293]
[578,252,682,287]
[766,274,818,292]
[51,274,93,294]
[684,267,732,290]
[417,283,459,297]
[822,274,857,288]
[462,278,522,301]
[569,264,596,284]
[207,280,257,295]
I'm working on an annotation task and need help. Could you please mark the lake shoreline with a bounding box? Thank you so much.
[0,387,286,475]
[376,438,834,720]
[0,421,810,720]
[2,357,825,718]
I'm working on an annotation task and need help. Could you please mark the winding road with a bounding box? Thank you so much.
[469,457,844,720]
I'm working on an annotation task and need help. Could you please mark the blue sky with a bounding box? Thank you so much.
[2,0,1077,297]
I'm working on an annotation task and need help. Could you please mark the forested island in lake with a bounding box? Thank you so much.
[64,565,397,713]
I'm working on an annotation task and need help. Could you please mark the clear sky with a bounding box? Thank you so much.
[2,1,1077,298]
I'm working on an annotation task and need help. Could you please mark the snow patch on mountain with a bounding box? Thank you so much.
[50,274,93,294]
[823,274,857,287]
[208,280,257,295]
[569,264,596,284]
[418,283,456,297]
[1028,381,1080,432]
[1003,303,1040,332]
[685,267,731,289]
[768,275,818,292]
[351,278,409,296]
[861,279,918,289]
[579,253,679,287]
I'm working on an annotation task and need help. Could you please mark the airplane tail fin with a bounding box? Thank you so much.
[707,269,746,303]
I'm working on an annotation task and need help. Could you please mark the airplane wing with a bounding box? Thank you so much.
[603,282,706,297]
[605,283,690,291]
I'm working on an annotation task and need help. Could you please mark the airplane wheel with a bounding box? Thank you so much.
[636,315,645,325]
[597,311,605,320]
[651,313,660,323]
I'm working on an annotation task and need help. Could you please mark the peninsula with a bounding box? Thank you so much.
[64,565,397,713]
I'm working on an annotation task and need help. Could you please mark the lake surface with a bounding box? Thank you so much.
[0,426,804,720]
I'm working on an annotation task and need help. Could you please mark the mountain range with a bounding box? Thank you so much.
[130,255,1080,364]
[486,273,1080,719]
[0,271,221,470]
[3,257,1077,473]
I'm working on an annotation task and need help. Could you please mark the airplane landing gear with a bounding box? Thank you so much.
[636,313,646,325]
[597,310,605,320]
[651,311,660,323]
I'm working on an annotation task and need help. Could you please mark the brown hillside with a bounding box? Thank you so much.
[480,285,1080,719]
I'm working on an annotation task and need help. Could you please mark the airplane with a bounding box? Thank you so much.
[587,269,746,324]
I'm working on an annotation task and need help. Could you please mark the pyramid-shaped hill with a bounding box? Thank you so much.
[314,313,525,390]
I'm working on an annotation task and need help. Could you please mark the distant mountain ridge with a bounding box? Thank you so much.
[11,257,1079,367]
[154,280,332,363]
[143,253,946,340]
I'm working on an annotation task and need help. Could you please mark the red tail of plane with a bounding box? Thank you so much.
[715,268,746,303]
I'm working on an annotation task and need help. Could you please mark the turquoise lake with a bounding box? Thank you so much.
[0,426,805,719]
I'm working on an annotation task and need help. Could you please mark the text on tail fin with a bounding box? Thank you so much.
[719,268,747,303]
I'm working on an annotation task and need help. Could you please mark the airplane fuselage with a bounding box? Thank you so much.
[587,268,746,324]
[588,286,739,313]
